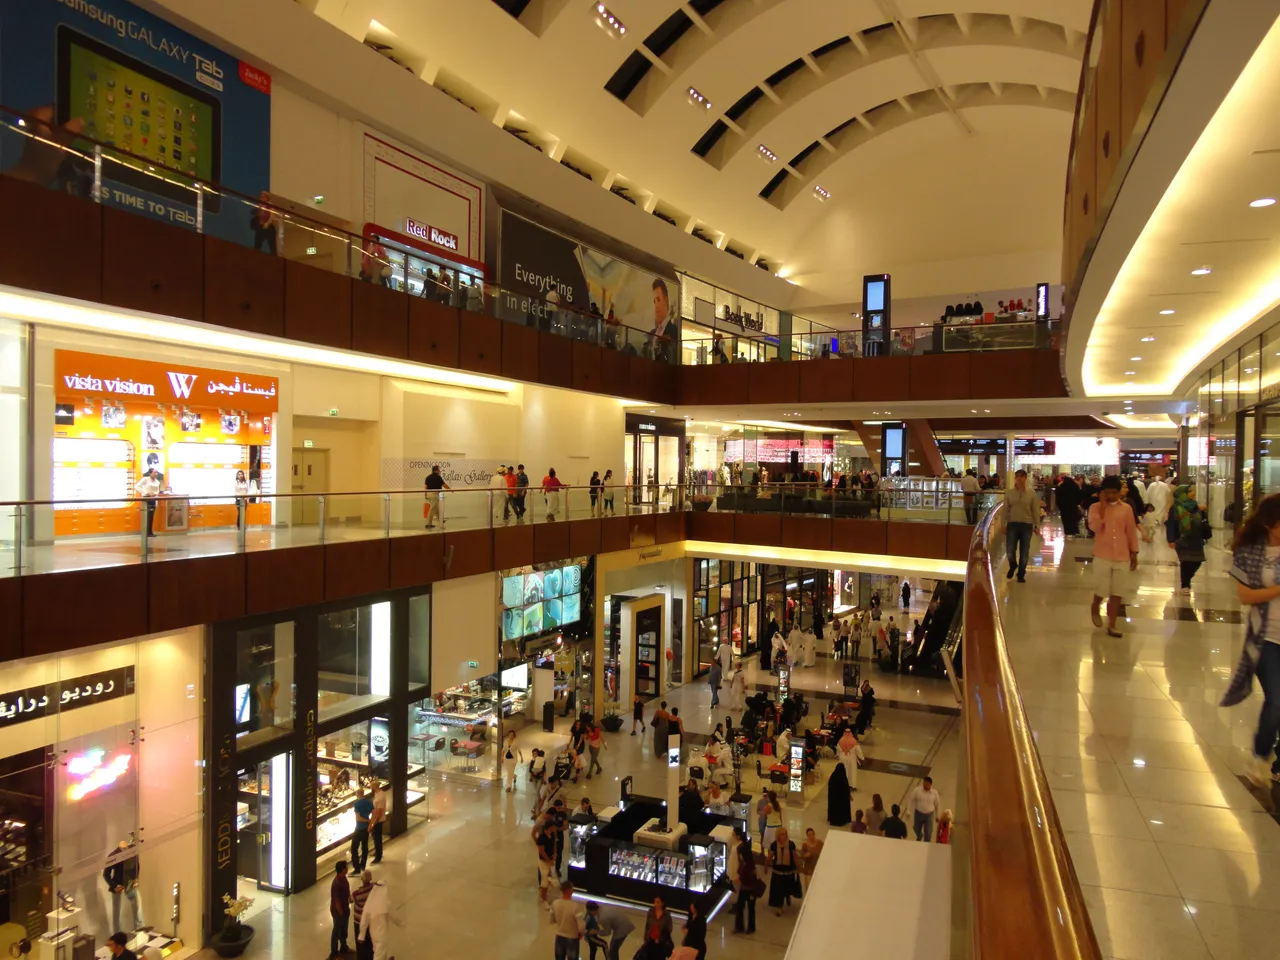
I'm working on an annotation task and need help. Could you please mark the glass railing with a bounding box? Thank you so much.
[0,106,677,363]
[0,481,984,578]
[681,317,1059,365]
[958,501,1101,959]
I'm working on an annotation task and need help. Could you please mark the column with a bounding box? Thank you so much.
[1006,432,1016,487]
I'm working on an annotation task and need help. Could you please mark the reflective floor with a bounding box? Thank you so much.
[1003,525,1280,960]
[190,653,958,959]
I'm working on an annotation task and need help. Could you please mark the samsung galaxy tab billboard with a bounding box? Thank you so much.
[0,0,271,243]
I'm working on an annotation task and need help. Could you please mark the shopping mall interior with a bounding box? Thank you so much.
[0,0,1277,958]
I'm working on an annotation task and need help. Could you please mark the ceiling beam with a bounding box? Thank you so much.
[874,0,973,136]
[682,2,714,35]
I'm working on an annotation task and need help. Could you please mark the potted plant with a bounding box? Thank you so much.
[214,893,255,958]
[600,702,624,733]
[691,494,714,512]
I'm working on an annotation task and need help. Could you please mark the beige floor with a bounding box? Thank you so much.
[1002,524,1280,960]
[193,651,959,959]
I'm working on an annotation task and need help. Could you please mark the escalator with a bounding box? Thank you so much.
[876,579,963,679]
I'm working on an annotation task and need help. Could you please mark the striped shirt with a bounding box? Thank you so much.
[351,881,374,928]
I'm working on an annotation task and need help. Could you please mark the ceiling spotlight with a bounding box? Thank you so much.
[1130,356,1142,361]
[1191,266,1212,276]
[1159,309,1175,315]
[757,144,777,163]
[594,3,626,36]
[1124,370,1137,375]
[1141,336,1155,342]
[813,185,832,201]
[686,86,711,109]
[1251,198,1277,207]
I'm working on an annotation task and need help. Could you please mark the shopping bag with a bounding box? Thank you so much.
[422,501,432,521]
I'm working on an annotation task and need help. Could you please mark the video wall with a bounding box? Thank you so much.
[501,561,584,640]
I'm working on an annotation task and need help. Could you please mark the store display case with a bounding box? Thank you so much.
[686,835,726,894]
[567,813,598,869]
[315,727,391,855]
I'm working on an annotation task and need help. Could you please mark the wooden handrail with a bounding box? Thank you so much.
[963,503,1101,960]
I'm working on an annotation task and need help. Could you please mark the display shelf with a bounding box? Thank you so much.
[405,791,426,810]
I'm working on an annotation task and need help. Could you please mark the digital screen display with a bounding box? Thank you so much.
[562,563,582,594]
[884,429,904,459]
[524,571,544,604]
[561,593,581,626]
[61,28,217,183]
[522,603,543,636]
[865,281,885,312]
[501,663,529,690]
[543,567,563,600]
[544,598,562,629]
[502,607,525,641]
[234,683,250,725]
[502,574,524,609]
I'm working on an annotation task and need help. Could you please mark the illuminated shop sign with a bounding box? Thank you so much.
[1036,282,1050,320]
[723,438,835,464]
[67,749,132,802]
[54,351,279,414]
[404,218,460,252]
[0,665,135,728]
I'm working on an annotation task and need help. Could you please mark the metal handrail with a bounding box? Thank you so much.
[962,503,1101,960]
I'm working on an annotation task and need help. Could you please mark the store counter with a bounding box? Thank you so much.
[633,818,686,850]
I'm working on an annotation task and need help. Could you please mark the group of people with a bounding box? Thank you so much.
[328,860,394,960]
[548,884,711,960]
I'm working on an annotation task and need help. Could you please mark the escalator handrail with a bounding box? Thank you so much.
[963,502,1101,960]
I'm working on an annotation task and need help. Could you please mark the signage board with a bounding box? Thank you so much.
[0,665,135,727]
[54,350,279,414]
[789,742,804,794]
[405,217,460,252]
[1036,282,1050,320]
[937,438,1057,456]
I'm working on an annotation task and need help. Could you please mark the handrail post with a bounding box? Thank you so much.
[194,182,204,233]
[139,501,149,561]
[237,496,247,552]
[318,496,326,543]
[11,504,22,575]
[383,493,392,537]
[92,144,102,203]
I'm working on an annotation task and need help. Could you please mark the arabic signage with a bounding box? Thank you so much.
[0,665,135,727]
[54,350,279,414]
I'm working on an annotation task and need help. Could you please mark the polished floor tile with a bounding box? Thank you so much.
[1158,843,1280,912]
[1064,833,1180,897]
[1080,885,1211,960]
[1137,800,1280,855]
[1042,757,1132,796]
[1183,900,1280,960]
[1053,792,1154,841]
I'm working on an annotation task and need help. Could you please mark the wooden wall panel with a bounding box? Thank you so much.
[688,511,734,542]
[389,534,445,589]
[1095,0,1125,204]
[832,519,888,555]
[102,207,203,320]
[494,523,534,568]
[734,513,781,547]
[748,362,799,405]
[853,356,911,402]
[538,334,573,388]
[0,578,18,663]
[972,350,1036,399]
[947,524,976,562]
[501,323,540,383]
[459,311,503,376]
[24,566,148,657]
[1121,0,1167,137]
[285,260,352,350]
[204,236,285,338]
[534,521,572,564]
[571,342,603,394]
[887,522,947,560]
[0,176,102,303]
[655,512,686,545]
[351,282,409,359]
[149,553,245,634]
[444,529,493,579]
[408,298,461,369]
[1074,81,1100,266]
[246,545,325,616]
[601,516,631,553]
[797,358,855,404]
[652,364,679,405]
[628,514,657,548]
[909,354,971,401]
[627,356,657,402]
[1030,350,1067,397]
[324,539,391,601]
[1166,0,1193,36]
[567,519,602,558]
[781,516,831,553]
[683,363,751,407]
[602,351,631,399]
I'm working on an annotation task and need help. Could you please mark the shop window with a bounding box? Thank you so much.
[235,622,296,750]
[316,602,392,723]
[408,594,430,691]
[316,718,391,860]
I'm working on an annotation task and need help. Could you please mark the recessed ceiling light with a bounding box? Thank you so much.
[1159,309,1175,315]
[813,185,832,201]
[1191,267,1212,276]
[757,144,777,164]
[1141,336,1155,342]
[1130,356,1142,361]
[1251,198,1276,207]
[686,86,711,110]
[1124,371,1136,375]
[983,409,990,413]
[970,409,977,413]
[594,3,626,36]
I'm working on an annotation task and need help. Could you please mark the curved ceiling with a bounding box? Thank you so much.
[301,0,1090,304]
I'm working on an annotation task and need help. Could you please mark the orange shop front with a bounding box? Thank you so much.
[53,350,279,537]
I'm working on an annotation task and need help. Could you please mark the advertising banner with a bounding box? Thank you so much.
[54,350,279,414]
[0,0,271,242]
[498,212,680,359]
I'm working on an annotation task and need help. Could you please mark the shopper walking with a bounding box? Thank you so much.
[502,730,524,793]
[631,695,646,736]
[1088,475,1139,637]
[907,776,942,841]
[543,468,565,521]
[728,663,747,710]
[585,723,606,779]
[491,464,509,524]
[901,579,912,610]
[1004,469,1041,583]
[708,659,722,708]
[550,882,587,960]
[350,787,373,870]
[505,465,518,522]
[1223,494,1280,788]
[766,827,800,917]
[881,803,909,839]
[1056,473,1081,536]
[651,701,670,757]
[589,471,603,517]
[637,896,674,960]
[732,830,760,934]
[681,899,708,960]
[762,790,783,851]
[601,469,615,515]
[351,869,375,960]
[798,827,823,896]
[836,729,864,790]
[369,782,387,863]
[423,465,449,529]
[961,469,980,524]
[515,464,529,521]
[357,876,394,960]
[328,860,352,960]
[1166,484,1210,594]
[864,793,887,835]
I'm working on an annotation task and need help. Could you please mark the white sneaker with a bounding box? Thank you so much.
[1247,755,1271,788]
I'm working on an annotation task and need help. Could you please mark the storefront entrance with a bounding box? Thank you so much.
[624,415,685,509]
[236,751,292,894]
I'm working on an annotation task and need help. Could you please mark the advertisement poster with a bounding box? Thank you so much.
[498,212,680,360]
[0,0,271,243]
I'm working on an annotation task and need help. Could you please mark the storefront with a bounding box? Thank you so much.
[0,627,204,955]
[759,566,831,637]
[366,222,487,306]
[691,558,760,675]
[207,590,431,923]
[676,273,838,363]
[51,349,277,537]
[625,414,685,508]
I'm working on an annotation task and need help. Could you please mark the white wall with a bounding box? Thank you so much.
[520,386,625,488]
[431,573,498,692]
[293,365,381,421]
[270,84,358,225]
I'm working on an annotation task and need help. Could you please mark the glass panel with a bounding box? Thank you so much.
[408,593,430,690]
[406,697,432,826]
[1241,337,1261,411]
[316,718,389,865]
[235,622,296,750]
[316,602,392,723]
[1259,405,1280,502]
[0,320,26,565]
[1223,349,1241,416]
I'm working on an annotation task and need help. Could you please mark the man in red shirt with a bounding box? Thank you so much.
[1088,475,1139,637]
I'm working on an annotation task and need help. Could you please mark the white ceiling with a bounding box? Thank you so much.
[297,0,1089,304]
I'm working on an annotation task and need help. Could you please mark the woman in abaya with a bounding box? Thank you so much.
[826,759,852,827]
